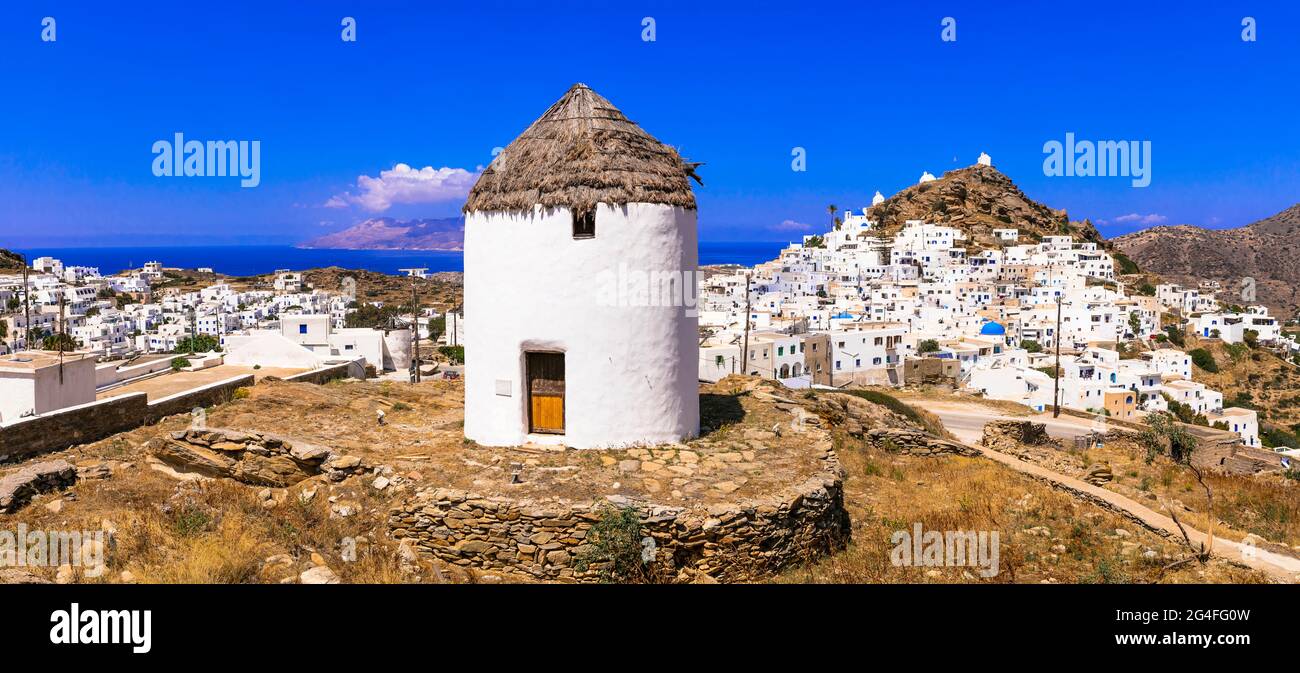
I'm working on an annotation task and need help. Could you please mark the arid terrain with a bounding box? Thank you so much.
[866,164,1107,250]
[1113,203,1300,316]
[2,374,1289,584]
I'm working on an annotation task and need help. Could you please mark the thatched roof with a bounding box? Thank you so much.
[463,83,698,214]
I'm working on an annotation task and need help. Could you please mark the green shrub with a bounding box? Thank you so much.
[573,505,653,583]
[170,357,192,371]
[438,345,465,365]
[1189,348,1218,373]
[1113,252,1141,275]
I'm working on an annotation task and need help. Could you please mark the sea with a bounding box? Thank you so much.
[12,242,787,277]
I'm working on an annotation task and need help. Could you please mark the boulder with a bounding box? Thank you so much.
[152,440,237,479]
[1084,463,1113,486]
[0,460,79,513]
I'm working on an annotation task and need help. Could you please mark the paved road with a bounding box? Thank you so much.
[909,399,1300,582]
[911,399,1104,444]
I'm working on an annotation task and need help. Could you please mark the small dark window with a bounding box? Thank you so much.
[573,209,595,239]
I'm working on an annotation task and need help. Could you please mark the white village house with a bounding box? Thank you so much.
[462,83,701,449]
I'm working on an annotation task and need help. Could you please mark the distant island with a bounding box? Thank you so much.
[298,216,464,251]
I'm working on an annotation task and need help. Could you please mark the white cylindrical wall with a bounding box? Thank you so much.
[464,202,699,449]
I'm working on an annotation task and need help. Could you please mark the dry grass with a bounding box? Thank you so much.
[996,430,1300,551]
[778,429,1271,584]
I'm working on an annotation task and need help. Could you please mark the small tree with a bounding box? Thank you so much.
[438,345,464,365]
[1021,339,1042,353]
[175,333,221,354]
[1189,347,1218,373]
[1242,329,1259,349]
[1140,412,1212,566]
[917,339,940,354]
[427,315,446,343]
[1127,312,1141,338]
[1164,325,1185,347]
[170,356,192,371]
[42,333,78,352]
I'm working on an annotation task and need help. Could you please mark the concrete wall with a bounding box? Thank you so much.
[143,375,255,424]
[283,361,362,385]
[464,203,700,449]
[95,357,173,388]
[0,358,98,422]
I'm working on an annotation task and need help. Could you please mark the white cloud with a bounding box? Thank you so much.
[1113,212,1167,225]
[327,163,479,212]
[769,219,813,232]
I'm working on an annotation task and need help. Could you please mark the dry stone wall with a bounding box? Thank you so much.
[389,448,850,583]
[864,428,981,457]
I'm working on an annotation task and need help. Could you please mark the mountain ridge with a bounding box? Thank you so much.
[299,217,464,251]
[1112,203,1300,315]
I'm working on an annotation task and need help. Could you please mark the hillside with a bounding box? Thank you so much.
[1112,204,1300,316]
[0,248,25,271]
[866,164,1106,249]
[300,217,464,251]
[1180,332,1300,446]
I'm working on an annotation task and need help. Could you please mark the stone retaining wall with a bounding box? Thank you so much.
[0,394,147,464]
[0,369,348,465]
[980,419,1057,453]
[388,448,850,583]
[864,428,982,457]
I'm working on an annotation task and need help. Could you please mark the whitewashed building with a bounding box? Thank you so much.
[462,84,700,449]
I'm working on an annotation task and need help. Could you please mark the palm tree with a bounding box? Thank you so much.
[826,203,838,230]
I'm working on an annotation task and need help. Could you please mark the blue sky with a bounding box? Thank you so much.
[1,0,1297,246]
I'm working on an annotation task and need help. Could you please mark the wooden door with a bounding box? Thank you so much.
[527,352,565,434]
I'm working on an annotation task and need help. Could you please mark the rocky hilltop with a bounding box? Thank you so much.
[299,217,463,251]
[867,164,1105,249]
[1113,203,1300,315]
[0,248,25,271]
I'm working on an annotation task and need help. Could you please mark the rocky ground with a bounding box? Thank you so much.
[780,413,1273,584]
[0,374,1283,584]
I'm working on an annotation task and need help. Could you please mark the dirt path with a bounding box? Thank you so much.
[973,441,1300,582]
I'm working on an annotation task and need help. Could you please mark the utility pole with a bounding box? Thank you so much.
[1053,295,1062,418]
[57,292,66,383]
[189,307,197,355]
[410,281,421,383]
[740,271,752,376]
[21,263,30,352]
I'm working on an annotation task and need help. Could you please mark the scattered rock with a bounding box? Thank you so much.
[1084,463,1113,486]
[299,566,341,584]
[0,460,78,513]
[76,463,113,480]
[0,568,51,584]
